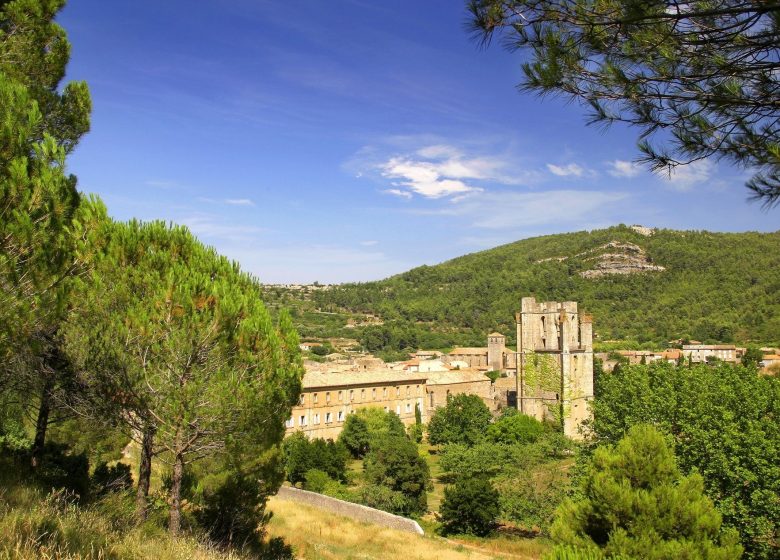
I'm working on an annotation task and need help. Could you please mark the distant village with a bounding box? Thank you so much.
[286,296,780,443]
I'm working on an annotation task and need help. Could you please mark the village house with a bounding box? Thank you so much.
[682,344,739,363]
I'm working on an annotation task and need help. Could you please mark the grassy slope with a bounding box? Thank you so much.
[317,226,780,345]
[266,496,547,560]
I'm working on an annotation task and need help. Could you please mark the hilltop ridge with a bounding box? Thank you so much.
[300,225,780,347]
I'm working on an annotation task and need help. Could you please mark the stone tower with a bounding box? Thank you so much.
[515,297,593,439]
[487,332,506,372]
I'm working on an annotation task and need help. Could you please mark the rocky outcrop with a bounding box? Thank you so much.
[535,240,665,277]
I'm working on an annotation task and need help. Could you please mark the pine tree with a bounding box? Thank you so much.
[550,425,742,559]
[64,220,303,531]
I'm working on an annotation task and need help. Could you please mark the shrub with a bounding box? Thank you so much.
[439,477,500,537]
[427,394,491,446]
[35,443,90,499]
[303,469,331,493]
[91,462,133,496]
[487,413,545,445]
[363,435,430,516]
[198,470,268,549]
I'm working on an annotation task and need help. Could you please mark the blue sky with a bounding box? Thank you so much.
[60,1,778,284]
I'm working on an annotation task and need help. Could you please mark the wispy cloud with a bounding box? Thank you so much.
[225,198,255,206]
[180,213,267,244]
[546,163,595,178]
[659,160,714,191]
[411,190,629,230]
[360,240,378,246]
[607,160,642,178]
[197,197,256,207]
[383,188,413,199]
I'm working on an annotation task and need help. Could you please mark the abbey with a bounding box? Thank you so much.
[514,297,594,439]
[286,296,594,441]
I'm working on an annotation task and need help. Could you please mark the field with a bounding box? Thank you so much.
[266,496,548,560]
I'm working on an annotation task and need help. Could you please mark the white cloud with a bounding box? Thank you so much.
[607,160,642,178]
[371,143,544,199]
[382,188,413,199]
[547,163,585,177]
[381,156,476,198]
[360,240,378,246]
[659,160,714,191]
[224,198,255,206]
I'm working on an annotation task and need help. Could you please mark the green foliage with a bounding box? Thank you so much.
[363,435,431,516]
[339,407,407,458]
[741,347,763,369]
[551,425,742,560]
[303,469,331,493]
[439,476,500,537]
[355,484,411,515]
[282,432,348,485]
[197,469,270,550]
[468,0,780,205]
[485,370,502,383]
[591,362,779,560]
[33,442,90,499]
[91,462,133,496]
[338,414,370,458]
[427,393,492,446]
[0,0,91,359]
[487,412,545,445]
[313,227,780,347]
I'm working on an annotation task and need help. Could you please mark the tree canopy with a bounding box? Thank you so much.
[591,361,779,560]
[468,0,780,207]
[427,393,492,446]
[551,424,742,559]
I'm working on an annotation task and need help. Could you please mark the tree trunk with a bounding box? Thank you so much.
[169,449,185,535]
[31,376,54,468]
[135,424,155,522]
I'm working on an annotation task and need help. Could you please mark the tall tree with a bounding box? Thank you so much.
[64,220,303,530]
[0,0,92,462]
[590,362,780,560]
[467,0,780,206]
[551,425,742,559]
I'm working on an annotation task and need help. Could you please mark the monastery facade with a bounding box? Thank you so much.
[286,296,594,441]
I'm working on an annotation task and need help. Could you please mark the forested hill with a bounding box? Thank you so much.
[314,225,780,346]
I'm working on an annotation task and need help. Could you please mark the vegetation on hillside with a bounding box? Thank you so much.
[309,226,780,350]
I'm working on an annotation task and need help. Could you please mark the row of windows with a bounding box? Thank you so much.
[298,384,422,406]
[286,400,423,428]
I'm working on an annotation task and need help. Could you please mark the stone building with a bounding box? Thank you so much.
[285,369,427,440]
[682,344,738,363]
[446,335,517,372]
[515,297,594,439]
[425,370,496,416]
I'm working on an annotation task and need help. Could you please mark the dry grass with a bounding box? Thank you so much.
[266,496,547,560]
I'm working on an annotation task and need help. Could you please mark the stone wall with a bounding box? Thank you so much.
[275,486,424,535]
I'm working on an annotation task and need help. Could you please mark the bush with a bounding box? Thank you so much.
[35,443,90,499]
[356,484,412,515]
[408,423,424,443]
[303,468,331,493]
[198,470,268,550]
[439,476,500,537]
[363,435,430,516]
[487,413,545,445]
[91,462,133,496]
[282,433,348,485]
[427,394,491,446]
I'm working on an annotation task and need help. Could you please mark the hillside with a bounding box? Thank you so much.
[304,225,780,347]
